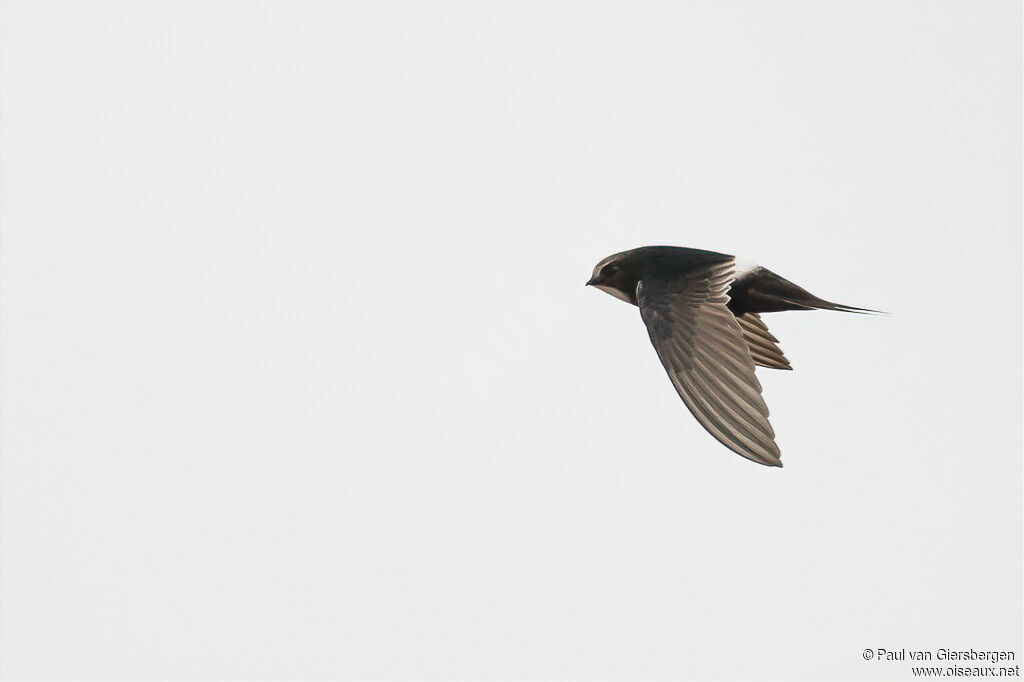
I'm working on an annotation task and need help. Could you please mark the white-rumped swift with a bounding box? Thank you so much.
[587,246,878,467]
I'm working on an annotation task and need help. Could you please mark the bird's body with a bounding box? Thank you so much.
[587,245,876,467]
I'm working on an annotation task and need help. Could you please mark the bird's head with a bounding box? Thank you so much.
[586,251,642,305]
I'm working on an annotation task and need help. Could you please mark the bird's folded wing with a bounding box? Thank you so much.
[637,261,782,466]
[736,312,792,370]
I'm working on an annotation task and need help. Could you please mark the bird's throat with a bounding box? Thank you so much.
[594,284,634,304]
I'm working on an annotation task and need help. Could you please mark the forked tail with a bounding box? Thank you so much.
[728,266,888,315]
[796,298,888,315]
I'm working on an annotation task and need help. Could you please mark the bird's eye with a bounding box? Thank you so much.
[603,264,619,277]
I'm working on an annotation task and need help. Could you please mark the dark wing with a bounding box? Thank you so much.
[736,313,792,370]
[637,261,782,466]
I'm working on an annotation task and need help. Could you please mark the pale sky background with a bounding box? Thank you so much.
[1,1,1020,680]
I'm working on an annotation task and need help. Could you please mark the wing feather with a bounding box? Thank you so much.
[736,313,792,370]
[638,261,783,466]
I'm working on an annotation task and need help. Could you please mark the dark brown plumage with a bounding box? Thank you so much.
[587,245,878,466]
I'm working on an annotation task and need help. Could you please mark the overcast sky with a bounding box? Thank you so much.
[1,1,1020,680]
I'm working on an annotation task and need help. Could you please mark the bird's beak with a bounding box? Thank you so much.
[585,278,596,287]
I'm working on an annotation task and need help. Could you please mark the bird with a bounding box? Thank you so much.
[586,245,878,467]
